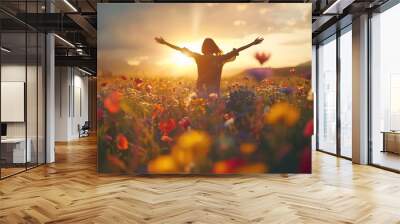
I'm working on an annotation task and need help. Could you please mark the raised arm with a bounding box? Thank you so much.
[220,37,264,63]
[155,37,200,58]
[155,37,183,51]
[236,37,264,52]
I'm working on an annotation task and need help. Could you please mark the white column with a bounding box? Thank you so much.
[352,14,369,164]
[46,1,55,163]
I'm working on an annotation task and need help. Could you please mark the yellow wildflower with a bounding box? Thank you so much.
[236,163,267,173]
[172,130,211,166]
[264,102,300,127]
[240,143,256,155]
[148,155,179,173]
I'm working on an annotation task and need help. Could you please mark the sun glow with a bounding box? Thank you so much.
[172,51,194,67]
[168,42,200,70]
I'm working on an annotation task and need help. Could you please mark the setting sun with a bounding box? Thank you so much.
[172,51,194,67]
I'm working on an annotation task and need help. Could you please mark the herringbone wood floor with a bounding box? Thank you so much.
[1,136,400,224]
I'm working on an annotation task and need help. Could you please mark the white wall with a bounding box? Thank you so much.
[1,63,46,164]
[55,67,89,141]
[1,65,36,138]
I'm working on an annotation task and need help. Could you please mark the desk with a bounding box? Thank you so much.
[1,138,31,163]
[381,131,400,154]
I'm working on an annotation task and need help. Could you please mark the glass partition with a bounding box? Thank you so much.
[27,30,38,169]
[1,31,28,177]
[38,32,45,165]
[0,2,46,179]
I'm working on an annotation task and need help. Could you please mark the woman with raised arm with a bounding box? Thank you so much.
[155,36,264,97]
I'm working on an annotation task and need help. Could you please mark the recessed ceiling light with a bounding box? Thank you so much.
[54,34,75,48]
[63,0,78,12]
[322,0,355,15]
[78,67,93,76]
[1,47,11,53]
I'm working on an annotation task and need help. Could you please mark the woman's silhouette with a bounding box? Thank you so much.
[155,36,264,96]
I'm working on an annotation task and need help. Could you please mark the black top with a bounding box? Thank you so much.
[182,48,239,96]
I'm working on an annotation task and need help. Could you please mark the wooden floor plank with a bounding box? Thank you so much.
[0,136,399,223]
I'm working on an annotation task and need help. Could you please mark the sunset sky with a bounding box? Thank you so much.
[98,3,311,77]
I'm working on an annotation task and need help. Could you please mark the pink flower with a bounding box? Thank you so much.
[104,135,113,142]
[97,108,104,120]
[145,84,152,93]
[208,93,218,100]
[178,117,191,130]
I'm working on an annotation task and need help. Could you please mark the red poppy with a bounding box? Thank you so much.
[134,78,143,85]
[152,104,165,119]
[104,91,122,113]
[116,134,129,150]
[100,82,108,87]
[161,135,174,143]
[254,52,271,65]
[121,75,127,80]
[159,119,176,135]
[303,119,313,137]
[213,158,246,174]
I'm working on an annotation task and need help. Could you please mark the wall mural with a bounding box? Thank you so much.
[97,3,313,174]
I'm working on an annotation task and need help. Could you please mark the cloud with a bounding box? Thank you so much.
[233,20,247,26]
[127,60,140,66]
[259,8,269,15]
[279,38,309,46]
[236,5,248,11]
[206,3,219,7]
[286,19,296,26]
[127,56,148,66]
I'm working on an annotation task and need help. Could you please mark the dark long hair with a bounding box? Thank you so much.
[201,38,223,55]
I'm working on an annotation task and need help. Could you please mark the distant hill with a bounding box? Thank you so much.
[232,61,311,81]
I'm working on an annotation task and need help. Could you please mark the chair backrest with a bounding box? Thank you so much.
[82,121,90,129]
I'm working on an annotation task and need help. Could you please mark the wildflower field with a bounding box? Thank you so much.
[97,66,313,174]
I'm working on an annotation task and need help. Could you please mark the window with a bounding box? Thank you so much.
[339,27,352,158]
[370,3,400,171]
[317,36,337,154]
